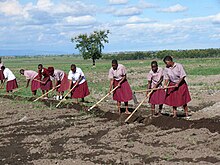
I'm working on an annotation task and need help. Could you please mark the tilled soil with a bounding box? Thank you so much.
[0,93,220,164]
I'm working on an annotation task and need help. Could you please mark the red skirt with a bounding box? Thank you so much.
[71,81,90,98]
[57,74,69,92]
[0,70,4,80]
[165,81,191,107]
[113,79,132,102]
[6,79,18,92]
[149,88,166,105]
[31,76,41,92]
[40,77,52,90]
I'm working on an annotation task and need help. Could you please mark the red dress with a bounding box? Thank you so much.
[71,81,90,98]
[0,70,4,80]
[56,73,69,92]
[6,79,18,92]
[165,80,191,107]
[38,68,52,90]
[149,88,166,104]
[113,79,132,102]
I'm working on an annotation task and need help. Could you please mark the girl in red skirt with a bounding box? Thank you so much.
[1,66,18,92]
[48,67,69,100]
[20,69,40,95]
[147,61,166,116]
[0,58,4,85]
[38,64,52,99]
[109,59,133,114]
[163,56,191,118]
[68,64,90,103]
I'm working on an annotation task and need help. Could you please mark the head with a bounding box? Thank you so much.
[112,59,118,70]
[151,61,158,73]
[163,55,174,68]
[1,66,5,71]
[38,64,43,71]
[71,64,76,73]
[48,67,54,76]
[19,69,25,75]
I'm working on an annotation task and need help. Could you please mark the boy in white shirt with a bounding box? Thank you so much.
[68,64,90,103]
[1,66,18,92]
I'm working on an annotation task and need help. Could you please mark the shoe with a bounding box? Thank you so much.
[56,95,59,100]
[184,116,191,120]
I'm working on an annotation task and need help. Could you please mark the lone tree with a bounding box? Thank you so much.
[71,30,110,66]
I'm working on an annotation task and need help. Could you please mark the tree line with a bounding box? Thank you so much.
[102,49,220,60]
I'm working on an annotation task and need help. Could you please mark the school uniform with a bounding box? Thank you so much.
[147,67,166,104]
[164,63,191,107]
[68,67,90,98]
[108,64,132,102]
[3,68,18,92]
[24,70,40,92]
[0,62,4,80]
[50,69,69,92]
[38,68,52,90]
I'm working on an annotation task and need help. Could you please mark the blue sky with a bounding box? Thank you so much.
[0,0,220,56]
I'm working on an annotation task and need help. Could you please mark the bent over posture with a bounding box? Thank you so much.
[48,67,69,100]
[1,66,18,92]
[38,64,52,99]
[68,64,90,103]
[0,58,4,85]
[20,69,40,95]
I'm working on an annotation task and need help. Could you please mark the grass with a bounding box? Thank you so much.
[1,56,220,101]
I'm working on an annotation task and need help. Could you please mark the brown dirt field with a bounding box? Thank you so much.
[0,81,220,164]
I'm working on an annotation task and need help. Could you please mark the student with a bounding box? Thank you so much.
[1,66,18,92]
[20,69,40,95]
[68,64,90,103]
[147,61,166,116]
[108,59,133,114]
[48,67,69,100]
[38,64,52,99]
[0,58,4,85]
[163,55,191,118]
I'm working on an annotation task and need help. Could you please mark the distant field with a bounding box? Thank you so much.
[1,56,220,100]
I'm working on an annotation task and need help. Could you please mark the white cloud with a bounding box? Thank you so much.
[109,0,128,5]
[137,0,157,9]
[175,12,220,24]
[160,4,188,13]
[210,34,220,39]
[127,16,152,23]
[36,0,53,11]
[64,15,96,26]
[114,7,142,16]
[113,16,154,26]
[0,0,29,17]
[212,13,220,24]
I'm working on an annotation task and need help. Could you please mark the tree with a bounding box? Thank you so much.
[71,30,110,65]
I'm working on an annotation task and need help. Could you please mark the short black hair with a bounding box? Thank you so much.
[163,55,173,63]
[1,66,5,70]
[38,64,43,67]
[112,59,118,64]
[71,64,76,68]
[151,60,158,66]
[19,69,24,73]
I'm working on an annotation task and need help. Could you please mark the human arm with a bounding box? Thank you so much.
[109,79,114,94]
[26,79,30,88]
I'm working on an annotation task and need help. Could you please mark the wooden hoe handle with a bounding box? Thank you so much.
[88,85,119,111]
